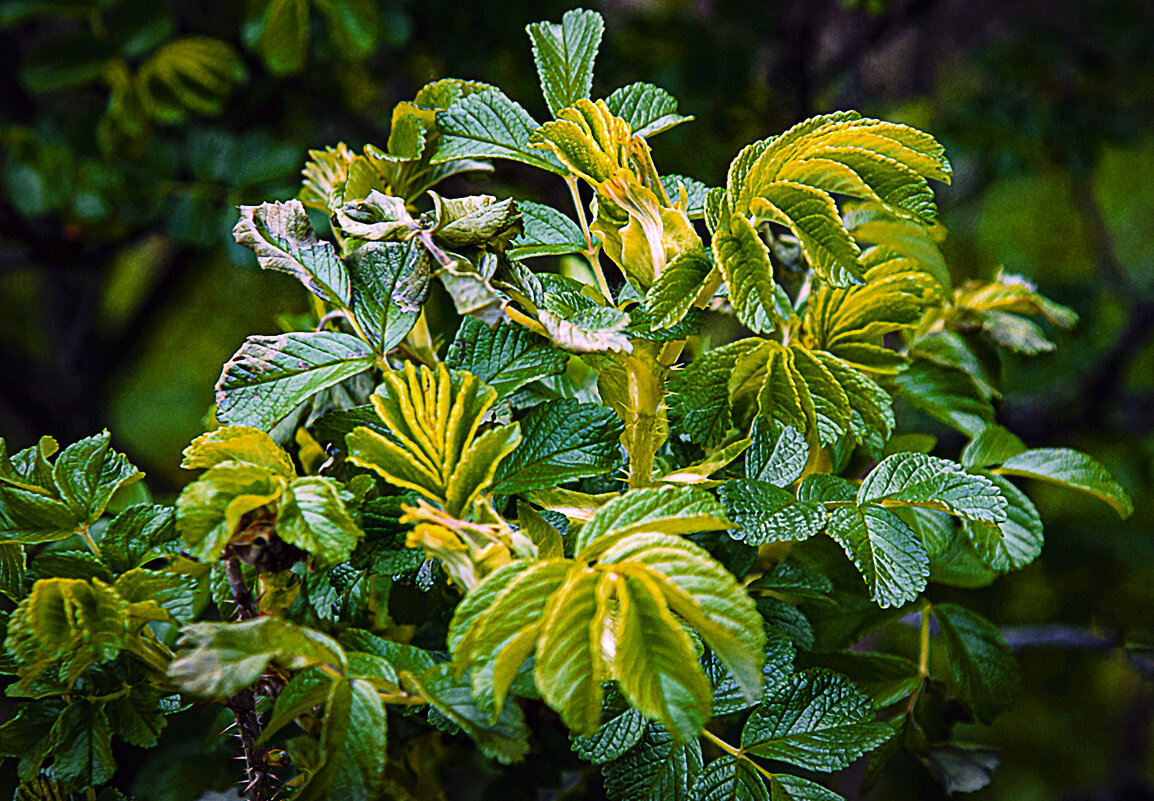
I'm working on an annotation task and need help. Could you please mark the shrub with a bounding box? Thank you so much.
[0,9,1132,801]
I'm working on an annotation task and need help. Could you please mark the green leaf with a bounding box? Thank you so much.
[176,463,287,562]
[0,483,80,545]
[327,678,389,801]
[445,316,569,399]
[811,352,895,443]
[526,9,603,117]
[602,722,703,801]
[576,486,731,554]
[746,421,808,487]
[49,702,116,788]
[668,339,764,448]
[694,755,768,801]
[433,89,564,174]
[535,568,611,733]
[769,775,844,801]
[932,603,1020,724]
[52,431,142,524]
[796,474,856,504]
[276,477,363,568]
[429,192,522,247]
[106,686,167,748]
[644,248,713,329]
[707,626,796,716]
[806,651,922,708]
[572,708,646,764]
[751,181,865,286]
[491,398,623,495]
[858,453,1008,523]
[718,479,825,545]
[962,473,1043,571]
[0,543,25,599]
[894,359,994,436]
[996,448,1133,518]
[340,629,439,676]
[312,0,380,61]
[262,668,332,742]
[168,617,345,698]
[539,293,632,353]
[712,213,779,334]
[233,199,351,306]
[824,504,929,608]
[662,175,710,220]
[30,550,111,583]
[346,241,422,353]
[604,82,694,139]
[259,0,308,75]
[741,669,892,772]
[961,425,1027,469]
[508,200,587,259]
[402,663,530,764]
[137,37,246,123]
[181,426,295,477]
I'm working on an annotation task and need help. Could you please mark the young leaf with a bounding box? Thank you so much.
[858,452,1008,524]
[740,669,892,772]
[717,479,826,545]
[932,603,1021,724]
[604,82,694,138]
[712,212,780,334]
[232,199,351,306]
[433,88,565,174]
[215,332,376,431]
[995,448,1133,518]
[750,182,866,286]
[576,485,731,554]
[176,463,287,562]
[644,248,713,329]
[602,722,703,801]
[526,9,603,117]
[490,398,623,495]
[824,504,929,608]
[445,315,569,399]
[181,426,295,477]
[346,363,521,516]
[539,295,633,353]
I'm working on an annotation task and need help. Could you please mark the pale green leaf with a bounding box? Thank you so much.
[491,398,623,495]
[662,174,710,220]
[604,82,693,138]
[576,485,731,555]
[858,452,1008,523]
[535,568,611,733]
[825,504,929,608]
[137,37,245,123]
[718,479,825,545]
[433,88,564,174]
[168,617,345,698]
[539,294,632,353]
[996,448,1133,518]
[181,426,295,477]
[741,669,892,771]
[445,315,568,398]
[961,472,1043,571]
[526,9,603,117]
[751,181,864,286]
[276,477,362,568]
[258,0,308,75]
[175,463,286,563]
[0,480,81,544]
[233,199,350,305]
[932,603,1020,724]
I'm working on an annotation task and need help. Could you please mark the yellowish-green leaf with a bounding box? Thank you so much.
[181,426,295,478]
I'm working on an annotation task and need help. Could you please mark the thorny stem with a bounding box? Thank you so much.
[223,558,275,801]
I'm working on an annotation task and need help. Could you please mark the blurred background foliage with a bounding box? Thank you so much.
[1,0,1153,798]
